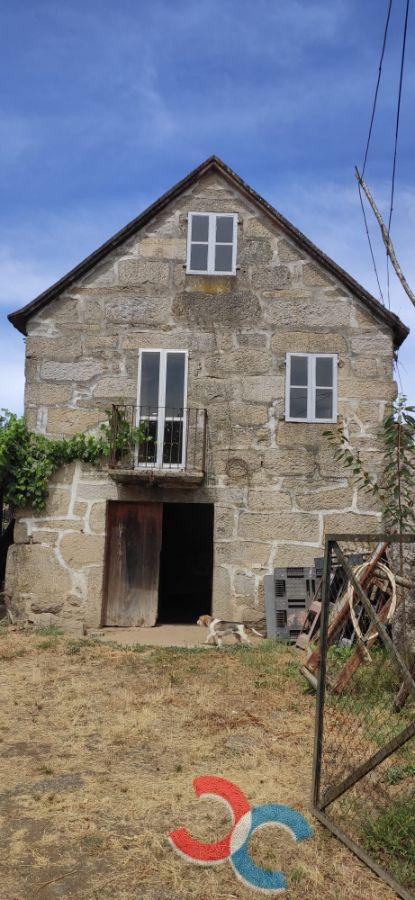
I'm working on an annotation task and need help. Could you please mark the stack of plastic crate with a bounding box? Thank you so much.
[264,566,316,642]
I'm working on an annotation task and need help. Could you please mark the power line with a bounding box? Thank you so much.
[386,0,411,308]
[358,0,394,304]
[362,0,394,177]
[358,182,385,303]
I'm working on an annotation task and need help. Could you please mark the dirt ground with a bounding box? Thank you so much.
[0,627,399,900]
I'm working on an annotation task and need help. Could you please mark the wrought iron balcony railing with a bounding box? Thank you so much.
[108,405,208,476]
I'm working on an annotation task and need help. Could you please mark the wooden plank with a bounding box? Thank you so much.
[335,545,415,700]
[305,542,389,676]
[332,595,393,693]
[105,502,162,627]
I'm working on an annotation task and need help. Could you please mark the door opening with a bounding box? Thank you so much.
[158,503,213,624]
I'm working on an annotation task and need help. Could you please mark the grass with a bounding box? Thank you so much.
[361,799,415,887]
[0,627,401,899]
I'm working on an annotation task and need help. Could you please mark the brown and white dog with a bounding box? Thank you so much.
[197,614,264,647]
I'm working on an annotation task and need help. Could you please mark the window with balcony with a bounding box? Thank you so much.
[137,349,188,468]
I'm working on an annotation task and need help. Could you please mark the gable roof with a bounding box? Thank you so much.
[8,155,409,346]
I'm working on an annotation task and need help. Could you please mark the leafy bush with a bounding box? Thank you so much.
[0,409,146,512]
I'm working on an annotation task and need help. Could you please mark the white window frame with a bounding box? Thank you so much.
[186,211,238,275]
[136,348,189,469]
[285,352,338,423]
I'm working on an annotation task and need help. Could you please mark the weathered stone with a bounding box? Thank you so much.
[233,572,256,598]
[139,236,186,259]
[204,351,272,377]
[271,331,347,354]
[173,291,261,328]
[338,376,396,401]
[236,332,268,348]
[84,566,104,627]
[82,333,117,351]
[264,296,351,328]
[50,297,81,323]
[31,530,60,545]
[105,296,173,326]
[238,511,319,542]
[74,501,89,518]
[216,542,272,567]
[302,263,334,288]
[30,599,64,615]
[263,448,315,476]
[350,331,393,357]
[25,383,73,407]
[47,408,107,435]
[244,216,274,238]
[89,502,106,534]
[209,402,268,427]
[13,521,28,544]
[60,533,105,568]
[214,508,235,540]
[43,488,72,517]
[323,513,380,537]
[261,266,291,290]
[247,490,292,512]
[240,376,282,403]
[49,462,77,485]
[295,487,353,511]
[76,482,117,501]
[93,377,137,399]
[41,360,104,382]
[118,258,169,286]
[239,239,273,264]
[5,544,72,599]
[26,335,83,362]
[277,240,305,263]
[274,544,318,566]
[276,422,328,447]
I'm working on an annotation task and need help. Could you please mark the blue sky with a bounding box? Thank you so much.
[1,0,414,412]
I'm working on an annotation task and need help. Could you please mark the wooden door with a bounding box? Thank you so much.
[104,502,162,626]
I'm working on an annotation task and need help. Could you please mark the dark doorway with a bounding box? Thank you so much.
[158,503,214,624]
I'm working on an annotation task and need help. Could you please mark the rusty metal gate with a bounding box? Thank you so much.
[312,535,415,900]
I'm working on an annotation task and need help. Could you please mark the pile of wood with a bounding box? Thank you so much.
[297,541,415,708]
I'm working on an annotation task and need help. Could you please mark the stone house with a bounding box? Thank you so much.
[5,156,408,633]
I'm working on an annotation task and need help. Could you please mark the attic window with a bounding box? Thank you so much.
[285,353,338,423]
[187,212,237,275]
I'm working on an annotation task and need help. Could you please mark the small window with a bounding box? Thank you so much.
[285,353,337,423]
[187,212,237,275]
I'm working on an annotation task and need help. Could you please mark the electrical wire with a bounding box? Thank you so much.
[362,0,394,177]
[358,0,394,304]
[386,0,411,308]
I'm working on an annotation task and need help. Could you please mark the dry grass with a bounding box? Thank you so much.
[0,628,398,899]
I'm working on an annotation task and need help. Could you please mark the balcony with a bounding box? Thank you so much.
[108,405,208,487]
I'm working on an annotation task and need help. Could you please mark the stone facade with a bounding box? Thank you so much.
[6,168,399,632]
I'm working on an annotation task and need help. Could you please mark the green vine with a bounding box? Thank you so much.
[0,409,147,512]
[324,394,415,535]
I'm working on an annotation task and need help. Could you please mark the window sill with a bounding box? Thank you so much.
[284,418,338,425]
[185,268,237,276]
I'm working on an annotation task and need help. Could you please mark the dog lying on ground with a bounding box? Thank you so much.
[197,614,264,647]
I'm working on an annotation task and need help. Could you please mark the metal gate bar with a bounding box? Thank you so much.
[312,534,415,900]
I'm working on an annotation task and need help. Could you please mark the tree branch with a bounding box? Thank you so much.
[355,167,415,307]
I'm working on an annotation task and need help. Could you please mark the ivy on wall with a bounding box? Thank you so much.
[0,410,145,512]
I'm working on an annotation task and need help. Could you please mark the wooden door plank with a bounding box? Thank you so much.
[105,502,162,627]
